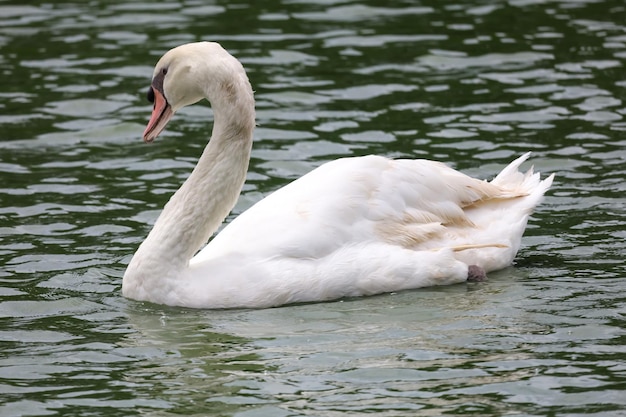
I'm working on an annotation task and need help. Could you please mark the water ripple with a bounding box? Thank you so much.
[0,0,625,416]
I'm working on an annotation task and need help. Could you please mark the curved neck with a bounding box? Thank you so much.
[130,72,255,274]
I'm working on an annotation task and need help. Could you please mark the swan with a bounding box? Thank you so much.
[122,41,554,309]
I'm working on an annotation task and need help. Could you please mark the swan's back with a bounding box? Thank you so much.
[193,153,553,273]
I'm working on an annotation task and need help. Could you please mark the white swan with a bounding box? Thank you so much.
[122,41,554,309]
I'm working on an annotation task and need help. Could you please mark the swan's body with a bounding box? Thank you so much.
[122,42,554,309]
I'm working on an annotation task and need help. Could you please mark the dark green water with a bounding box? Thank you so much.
[1,0,625,416]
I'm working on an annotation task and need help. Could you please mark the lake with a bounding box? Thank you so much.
[0,0,625,416]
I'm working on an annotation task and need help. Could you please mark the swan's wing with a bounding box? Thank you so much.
[191,154,539,266]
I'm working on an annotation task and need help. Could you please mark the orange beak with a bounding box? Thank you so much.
[143,87,173,143]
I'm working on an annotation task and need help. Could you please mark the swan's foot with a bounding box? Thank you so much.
[467,265,487,282]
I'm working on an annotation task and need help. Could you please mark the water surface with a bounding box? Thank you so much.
[1,0,625,416]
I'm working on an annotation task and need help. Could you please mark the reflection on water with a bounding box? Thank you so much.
[1,0,625,415]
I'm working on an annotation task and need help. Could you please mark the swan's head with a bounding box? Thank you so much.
[143,41,245,143]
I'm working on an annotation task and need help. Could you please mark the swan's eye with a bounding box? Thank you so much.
[162,68,168,76]
[147,87,155,104]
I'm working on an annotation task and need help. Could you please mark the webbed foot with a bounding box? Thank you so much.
[467,265,487,282]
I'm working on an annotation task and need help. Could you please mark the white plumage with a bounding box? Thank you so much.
[122,42,554,309]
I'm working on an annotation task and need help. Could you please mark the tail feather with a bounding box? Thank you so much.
[451,153,554,272]
[491,152,554,206]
